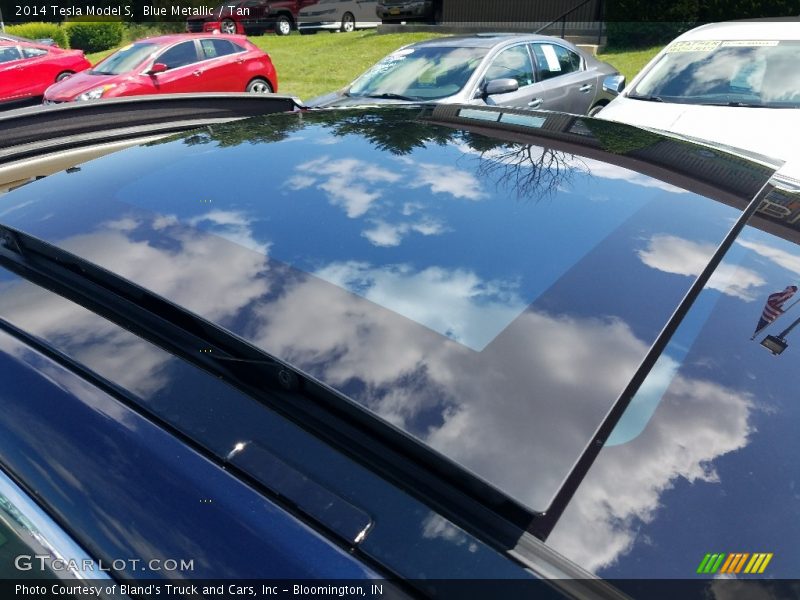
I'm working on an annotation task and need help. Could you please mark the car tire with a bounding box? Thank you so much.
[55,71,74,82]
[588,103,606,117]
[246,78,273,94]
[340,12,355,33]
[221,19,237,34]
[275,15,292,36]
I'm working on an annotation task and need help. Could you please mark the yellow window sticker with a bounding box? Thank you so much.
[666,40,721,52]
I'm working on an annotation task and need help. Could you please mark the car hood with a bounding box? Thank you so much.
[1,106,794,580]
[44,70,128,101]
[599,97,800,180]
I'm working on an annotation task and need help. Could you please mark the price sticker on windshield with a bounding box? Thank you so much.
[721,40,779,47]
[666,40,721,52]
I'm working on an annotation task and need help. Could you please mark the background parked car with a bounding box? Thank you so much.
[376,0,437,23]
[597,20,800,176]
[298,0,380,34]
[0,40,89,107]
[43,34,278,103]
[186,0,318,36]
[307,34,622,115]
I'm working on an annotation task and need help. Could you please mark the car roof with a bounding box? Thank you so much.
[133,33,249,44]
[0,39,58,51]
[409,33,581,49]
[678,19,800,40]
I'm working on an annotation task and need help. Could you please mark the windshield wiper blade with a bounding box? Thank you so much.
[361,92,419,101]
[627,93,664,102]
[699,101,774,108]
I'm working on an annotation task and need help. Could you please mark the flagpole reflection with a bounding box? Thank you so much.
[751,285,798,340]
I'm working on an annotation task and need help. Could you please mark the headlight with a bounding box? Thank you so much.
[75,84,116,102]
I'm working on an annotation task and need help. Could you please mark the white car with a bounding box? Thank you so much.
[598,20,800,179]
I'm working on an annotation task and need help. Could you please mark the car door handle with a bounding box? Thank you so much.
[579,84,593,92]
[528,98,543,108]
[193,70,203,77]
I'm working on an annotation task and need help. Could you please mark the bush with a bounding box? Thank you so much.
[606,22,695,48]
[4,22,69,48]
[605,0,800,47]
[124,22,185,42]
[65,20,125,53]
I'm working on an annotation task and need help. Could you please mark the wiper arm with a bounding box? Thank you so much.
[361,92,419,101]
[626,93,664,102]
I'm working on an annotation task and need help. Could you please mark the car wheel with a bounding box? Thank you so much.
[246,78,273,94]
[588,103,606,117]
[221,19,237,34]
[340,12,355,33]
[275,15,292,36]
[55,71,74,82]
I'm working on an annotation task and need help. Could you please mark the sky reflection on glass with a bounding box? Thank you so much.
[0,109,755,512]
[550,210,800,578]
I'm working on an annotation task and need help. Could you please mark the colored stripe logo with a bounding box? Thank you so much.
[697,553,773,574]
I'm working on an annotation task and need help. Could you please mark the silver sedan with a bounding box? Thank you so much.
[307,34,624,115]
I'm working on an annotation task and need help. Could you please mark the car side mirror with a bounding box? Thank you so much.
[484,78,519,97]
[602,74,626,95]
[148,63,168,75]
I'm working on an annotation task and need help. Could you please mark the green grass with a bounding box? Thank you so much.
[597,45,662,83]
[86,32,662,103]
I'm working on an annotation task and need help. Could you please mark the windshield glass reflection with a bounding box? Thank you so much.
[349,46,487,100]
[633,41,800,107]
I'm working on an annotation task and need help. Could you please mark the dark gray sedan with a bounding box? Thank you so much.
[307,34,624,115]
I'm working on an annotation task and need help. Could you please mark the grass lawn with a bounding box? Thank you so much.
[87,32,662,103]
[597,45,663,83]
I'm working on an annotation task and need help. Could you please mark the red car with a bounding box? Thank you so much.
[44,34,278,103]
[0,40,90,106]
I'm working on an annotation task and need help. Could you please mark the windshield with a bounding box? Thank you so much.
[632,40,800,107]
[91,42,160,75]
[349,46,487,100]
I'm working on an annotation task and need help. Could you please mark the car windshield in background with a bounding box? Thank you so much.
[91,43,159,75]
[348,46,487,100]
[631,40,800,108]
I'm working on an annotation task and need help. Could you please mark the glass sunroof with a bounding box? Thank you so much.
[0,109,773,512]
